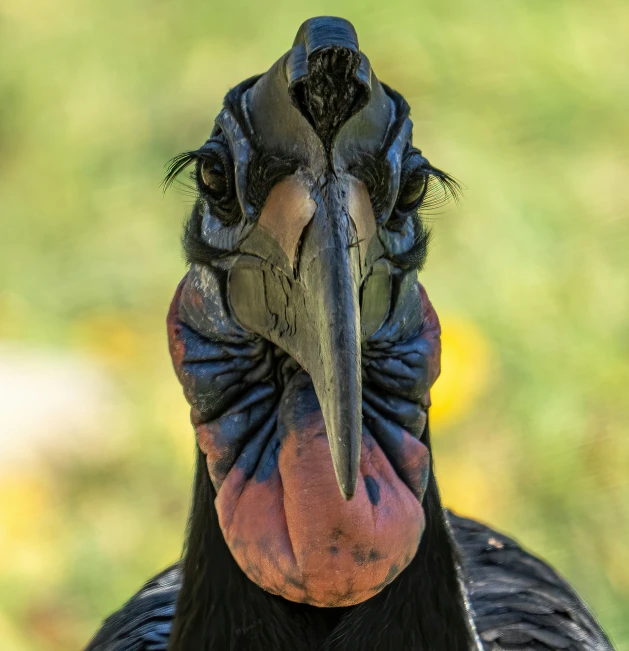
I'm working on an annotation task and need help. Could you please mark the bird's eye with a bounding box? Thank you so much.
[397,170,427,211]
[397,153,429,212]
[198,146,234,203]
[201,158,228,197]
[163,137,241,225]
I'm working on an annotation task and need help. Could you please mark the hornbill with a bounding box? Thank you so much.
[86,17,614,651]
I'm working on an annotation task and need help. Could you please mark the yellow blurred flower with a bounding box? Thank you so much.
[430,315,493,429]
[435,454,503,521]
[72,312,142,369]
[157,376,196,465]
[0,474,64,584]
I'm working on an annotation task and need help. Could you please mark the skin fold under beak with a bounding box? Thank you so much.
[229,173,366,499]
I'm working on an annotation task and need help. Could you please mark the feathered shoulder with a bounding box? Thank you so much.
[85,564,180,651]
[85,514,614,651]
[450,512,614,650]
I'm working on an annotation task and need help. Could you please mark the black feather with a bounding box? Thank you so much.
[85,491,614,651]
[166,417,475,651]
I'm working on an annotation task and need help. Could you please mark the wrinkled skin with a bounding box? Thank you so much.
[167,264,441,606]
[164,16,449,607]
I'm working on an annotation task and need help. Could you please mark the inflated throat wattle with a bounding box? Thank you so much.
[167,269,439,608]
[202,371,429,607]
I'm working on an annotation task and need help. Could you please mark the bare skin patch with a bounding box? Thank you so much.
[167,269,440,607]
[214,372,427,607]
[257,175,316,267]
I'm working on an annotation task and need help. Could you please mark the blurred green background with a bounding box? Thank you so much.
[1,0,627,648]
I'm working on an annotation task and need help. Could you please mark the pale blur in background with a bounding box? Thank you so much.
[1,1,628,648]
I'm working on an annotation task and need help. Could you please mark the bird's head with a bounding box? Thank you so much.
[165,17,459,608]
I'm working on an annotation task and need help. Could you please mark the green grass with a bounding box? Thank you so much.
[1,1,628,648]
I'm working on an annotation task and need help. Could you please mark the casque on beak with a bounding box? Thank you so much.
[222,17,395,501]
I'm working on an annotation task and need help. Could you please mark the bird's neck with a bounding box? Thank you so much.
[168,441,476,651]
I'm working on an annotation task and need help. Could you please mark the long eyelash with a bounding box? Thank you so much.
[420,168,463,213]
[167,170,202,199]
[162,151,200,193]
[384,162,460,270]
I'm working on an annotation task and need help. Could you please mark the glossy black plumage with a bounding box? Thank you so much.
[86,512,611,651]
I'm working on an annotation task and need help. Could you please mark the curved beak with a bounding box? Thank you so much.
[297,179,362,499]
[229,174,364,499]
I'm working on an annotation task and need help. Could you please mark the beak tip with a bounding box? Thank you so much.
[342,488,356,501]
[338,475,358,501]
[328,426,361,502]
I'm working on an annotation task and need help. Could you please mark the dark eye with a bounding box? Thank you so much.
[397,153,429,212]
[162,138,241,228]
[397,169,427,211]
[197,142,235,204]
[201,158,228,197]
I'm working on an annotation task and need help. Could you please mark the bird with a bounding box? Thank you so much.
[85,16,614,651]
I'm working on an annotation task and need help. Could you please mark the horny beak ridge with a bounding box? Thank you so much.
[297,182,362,499]
[229,174,363,500]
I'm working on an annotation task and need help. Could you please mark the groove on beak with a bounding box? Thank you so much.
[230,173,375,500]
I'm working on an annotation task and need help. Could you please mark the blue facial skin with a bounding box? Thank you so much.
[364,475,381,506]
[170,261,440,500]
